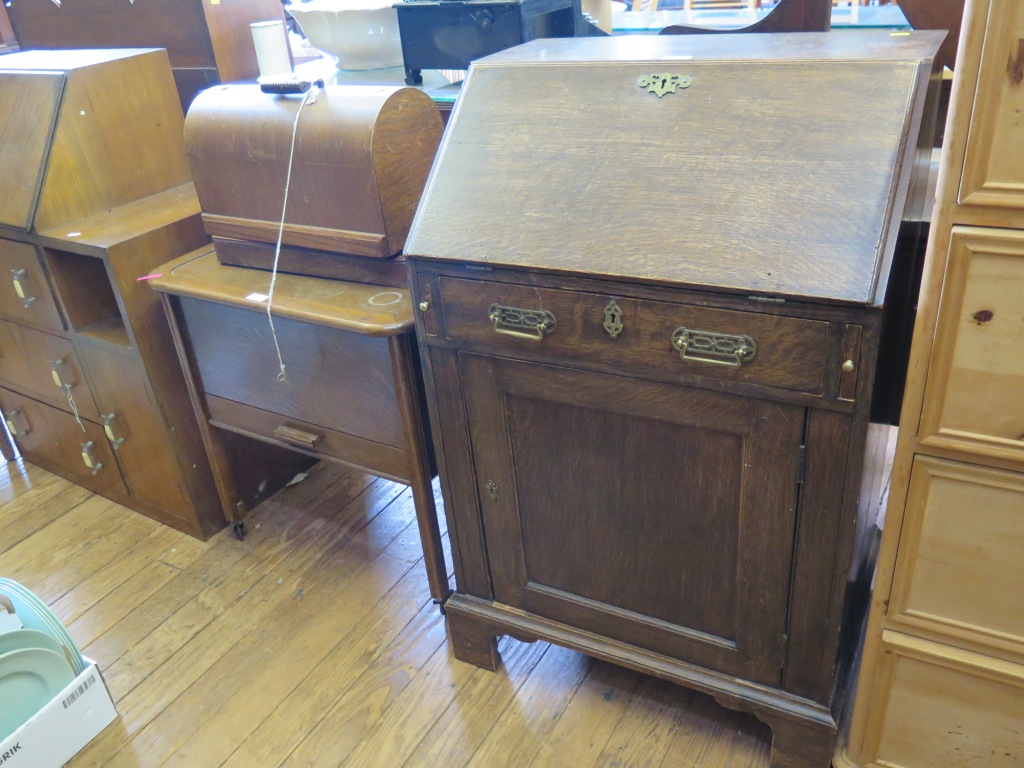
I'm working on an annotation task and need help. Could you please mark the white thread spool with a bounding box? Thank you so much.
[251,20,293,79]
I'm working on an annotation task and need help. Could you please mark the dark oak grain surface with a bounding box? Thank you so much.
[478,30,948,64]
[460,352,803,684]
[407,33,943,305]
[406,30,938,768]
[438,275,831,395]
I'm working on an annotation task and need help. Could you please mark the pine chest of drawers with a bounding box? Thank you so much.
[405,32,943,767]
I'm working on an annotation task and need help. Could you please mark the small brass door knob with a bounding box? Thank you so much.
[842,359,856,373]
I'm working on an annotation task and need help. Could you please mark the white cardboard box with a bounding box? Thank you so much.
[0,659,117,768]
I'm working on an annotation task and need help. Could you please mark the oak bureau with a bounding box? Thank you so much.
[404,32,943,767]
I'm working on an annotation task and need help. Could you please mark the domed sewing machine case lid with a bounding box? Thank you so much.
[184,83,443,260]
[405,31,945,307]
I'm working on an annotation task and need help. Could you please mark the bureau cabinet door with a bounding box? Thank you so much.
[958,0,1024,210]
[459,353,804,685]
[918,228,1024,464]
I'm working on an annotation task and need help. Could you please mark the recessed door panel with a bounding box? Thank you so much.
[460,353,804,684]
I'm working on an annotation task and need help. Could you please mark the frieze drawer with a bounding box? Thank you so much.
[205,395,409,483]
[436,277,836,397]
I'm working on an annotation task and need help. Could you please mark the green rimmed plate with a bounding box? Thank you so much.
[0,628,65,659]
[0,647,77,742]
[0,579,84,674]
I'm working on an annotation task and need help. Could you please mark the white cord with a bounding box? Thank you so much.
[267,85,319,383]
[65,386,84,433]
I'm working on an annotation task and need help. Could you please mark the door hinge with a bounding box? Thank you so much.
[796,444,807,485]
[779,632,789,676]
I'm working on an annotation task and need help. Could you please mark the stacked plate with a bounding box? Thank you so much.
[0,578,84,743]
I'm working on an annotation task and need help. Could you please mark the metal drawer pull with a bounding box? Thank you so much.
[3,410,28,438]
[80,441,103,475]
[102,413,125,450]
[671,327,757,368]
[51,359,72,390]
[11,269,36,309]
[273,425,321,449]
[488,304,557,341]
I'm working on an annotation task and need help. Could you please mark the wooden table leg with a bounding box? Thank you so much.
[162,294,242,525]
[390,333,451,606]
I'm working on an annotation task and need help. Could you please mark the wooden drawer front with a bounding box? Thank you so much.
[179,297,404,448]
[0,319,32,392]
[0,388,126,497]
[0,321,98,419]
[889,457,1024,658]
[79,344,192,521]
[437,277,831,396]
[959,0,1024,210]
[861,631,1024,768]
[919,228,1024,464]
[0,239,63,331]
[206,395,409,483]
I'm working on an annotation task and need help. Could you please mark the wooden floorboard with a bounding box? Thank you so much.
[0,458,773,768]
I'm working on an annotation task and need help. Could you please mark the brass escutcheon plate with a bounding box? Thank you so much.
[638,73,693,98]
[603,299,624,338]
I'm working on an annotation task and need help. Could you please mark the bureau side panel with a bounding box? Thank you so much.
[422,344,493,599]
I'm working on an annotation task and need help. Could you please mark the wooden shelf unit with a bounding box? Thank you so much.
[0,49,226,538]
[849,1,1024,765]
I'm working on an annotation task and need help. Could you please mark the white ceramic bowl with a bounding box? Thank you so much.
[286,1,404,71]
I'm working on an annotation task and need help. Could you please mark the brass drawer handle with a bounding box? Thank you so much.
[671,327,757,368]
[273,425,321,449]
[102,413,125,450]
[80,441,103,475]
[488,304,557,341]
[51,358,73,391]
[11,269,36,309]
[3,409,29,438]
